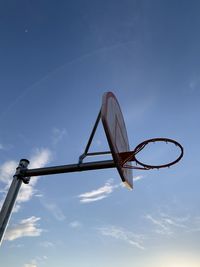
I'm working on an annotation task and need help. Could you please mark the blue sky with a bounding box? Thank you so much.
[0,0,200,266]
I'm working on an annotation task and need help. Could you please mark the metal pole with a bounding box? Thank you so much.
[24,160,115,177]
[0,159,29,245]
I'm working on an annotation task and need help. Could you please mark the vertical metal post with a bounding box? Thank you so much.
[0,159,29,245]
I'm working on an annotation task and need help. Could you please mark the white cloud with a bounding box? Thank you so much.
[4,216,42,241]
[24,256,47,267]
[78,179,119,203]
[18,148,51,201]
[0,160,17,185]
[9,243,24,248]
[186,227,200,233]
[0,143,12,151]
[145,214,171,235]
[17,184,35,203]
[185,216,200,233]
[34,193,43,198]
[69,221,82,229]
[42,202,66,221]
[39,241,54,248]
[145,213,188,236]
[51,127,67,145]
[133,176,143,182]
[0,160,18,210]
[24,264,37,267]
[98,225,145,250]
[29,148,52,169]
[79,184,113,198]
[189,76,200,92]
[80,195,107,203]
[23,258,38,267]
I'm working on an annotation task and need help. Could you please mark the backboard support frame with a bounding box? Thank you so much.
[79,110,111,164]
[0,105,126,246]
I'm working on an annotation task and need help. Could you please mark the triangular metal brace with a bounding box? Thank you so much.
[78,110,111,164]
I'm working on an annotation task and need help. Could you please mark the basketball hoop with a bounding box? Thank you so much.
[119,138,184,170]
[0,91,184,247]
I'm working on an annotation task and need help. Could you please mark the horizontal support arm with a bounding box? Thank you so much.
[23,160,116,178]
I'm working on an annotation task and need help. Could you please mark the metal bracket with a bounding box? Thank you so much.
[15,159,30,184]
[78,110,111,164]
[79,110,101,164]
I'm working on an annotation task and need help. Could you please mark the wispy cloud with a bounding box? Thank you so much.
[0,160,20,211]
[185,216,200,233]
[39,241,54,248]
[145,214,172,235]
[133,176,143,182]
[69,221,82,229]
[24,263,37,267]
[15,148,51,211]
[0,143,12,151]
[98,225,145,250]
[24,256,48,267]
[189,76,200,92]
[51,127,67,145]
[29,148,52,169]
[9,243,24,248]
[4,216,43,241]
[42,201,66,221]
[0,148,52,212]
[145,213,188,236]
[78,179,119,203]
